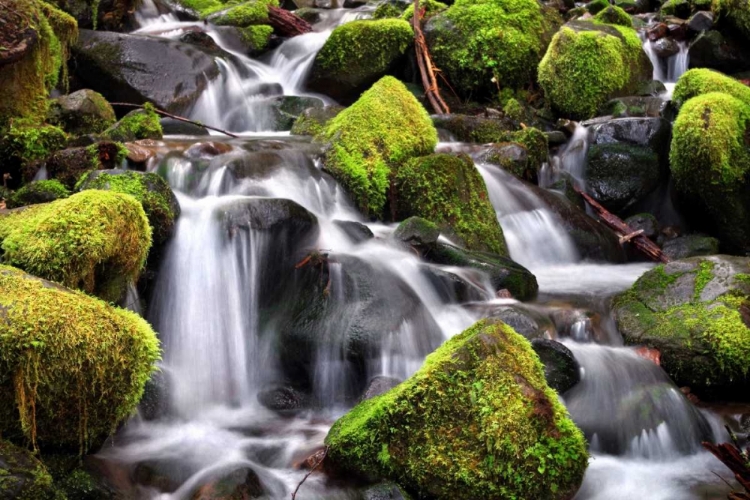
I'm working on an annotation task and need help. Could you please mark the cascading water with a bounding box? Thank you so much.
[639,29,690,97]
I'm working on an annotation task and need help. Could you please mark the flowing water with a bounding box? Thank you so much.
[97,6,743,499]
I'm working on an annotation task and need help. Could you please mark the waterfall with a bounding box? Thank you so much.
[640,32,690,88]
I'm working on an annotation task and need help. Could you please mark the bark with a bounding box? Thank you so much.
[268,6,313,38]
[703,439,750,500]
[412,0,450,114]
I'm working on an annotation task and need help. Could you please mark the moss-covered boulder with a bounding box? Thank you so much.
[669,92,750,253]
[424,0,560,98]
[290,105,344,136]
[6,180,70,209]
[0,439,59,499]
[0,190,152,301]
[24,141,127,188]
[538,21,652,119]
[593,5,632,25]
[320,76,437,217]
[77,169,180,245]
[212,0,278,26]
[325,319,588,499]
[46,89,116,136]
[0,123,67,188]
[393,153,508,255]
[613,256,750,399]
[0,266,160,450]
[672,68,750,107]
[307,20,413,103]
[101,104,163,142]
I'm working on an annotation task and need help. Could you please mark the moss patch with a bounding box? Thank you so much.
[0,190,152,302]
[238,24,273,51]
[6,180,70,209]
[0,121,67,171]
[325,319,588,499]
[672,68,750,107]
[712,0,750,42]
[0,266,160,451]
[400,0,448,21]
[102,104,162,142]
[214,0,278,27]
[594,5,632,26]
[0,439,59,499]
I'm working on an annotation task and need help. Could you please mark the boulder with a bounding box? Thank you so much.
[477,143,531,180]
[102,105,163,142]
[268,96,325,131]
[624,212,659,239]
[217,197,318,240]
[72,30,220,113]
[324,319,588,499]
[392,217,440,247]
[6,180,70,209]
[160,117,210,136]
[46,89,116,136]
[712,0,750,44]
[334,220,374,243]
[257,386,311,413]
[474,303,554,340]
[687,10,714,32]
[662,234,720,260]
[0,440,58,499]
[613,256,750,400]
[0,266,159,449]
[687,30,750,74]
[653,36,680,57]
[25,141,127,188]
[672,68,750,107]
[531,338,581,394]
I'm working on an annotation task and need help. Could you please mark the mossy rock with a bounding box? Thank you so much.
[24,141,128,189]
[400,0,448,21]
[320,76,437,217]
[308,20,414,103]
[424,0,561,98]
[672,68,750,107]
[6,180,70,209]
[712,0,750,42]
[669,92,750,254]
[393,153,508,256]
[77,169,180,245]
[213,0,278,26]
[538,21,652,119]
[0,266,160,450]
[46,89,116,136]
[477,142,530,180]
[290,105,344,136]
[101,104,163,142]
[613,256,750,400]
[393,216,440,247]
[586,0,609,13]
[0,123,68,188]
[236,25,273,54]
[324,318,588,499]
[372,1,407,19]
[662,0,691,17]
[594,5,632,25]
[0,439,60,500]
[0,190,152,302]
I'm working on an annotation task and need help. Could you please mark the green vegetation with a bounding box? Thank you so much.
[46,89,117,136]
[0,190,152,302]
[394,153,508,255]
[373,1,407,18]
[712,0,750,41]
[6,180,70,209]
[594,5,633,26]
[400,0,448,21]
[672,68,750,107]
[0,439,60,499]
[0,121,67,168]
[325,319,588,499]
[214,0,278,26]
[0,266,160,451]
[586,0,609,13]
[320,76,437,217]
[102,103,163,142]
[290,106,343,136]
[538,22,650,119]
[238,25,274,51]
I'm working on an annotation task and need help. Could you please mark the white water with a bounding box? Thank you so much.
[640,30,690,97]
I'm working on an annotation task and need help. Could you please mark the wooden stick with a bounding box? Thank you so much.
[619,229,644,244]
[574,186,669,263]
[291,446,328,499]
[109,103,240,138]
[412,0,449,114]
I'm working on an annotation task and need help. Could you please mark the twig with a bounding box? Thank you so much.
[619,229,644,244]
[412,0,450,114]
[109,102,239,138]
[291,446,328,499]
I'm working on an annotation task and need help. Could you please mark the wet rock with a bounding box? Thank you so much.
[662,234,720,260]
[185,141,234,159]
[647,22,669,40]
[393,216,440,247]
[72,30,220,112]
[635,79,668,96]
[588,117,671,155]
[269,96,325,131]
[139,370,170,421]
[477,142,530,180]
[421,266,491,303]
[218,197,318,240]
[653,37,680,58]
[361,483,405,500]
[361,376,401,401]
[475,303,554,340]
[601,96,671,119]
[625,213,659,239]
[160,117,210,136]
[43,453,118,500]
[55,0,136,31]
[257,386,311,413]
[124,141,157,166]
[294,7,322,23]
[191,468,264,499]
[688,30,750,74]
[6,180,70,209]
[0,439,58,499]
[179,30,221,53]
[432,114,515,143]
[47,89,116,136]
[687,11,713,32]
[333,220,374,244]
[290,105,344,136]
[531,338,581,394]
[30,142,124,188]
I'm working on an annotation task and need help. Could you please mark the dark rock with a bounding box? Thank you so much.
[6,180,70,209]
[653,37,680,58]
[343,0,367,6]
[475,303,554,340]
[687,11,713,32]
[72,30,220,113]
[334,220,374,243]
[178,30,221,53]
[124,140,157,166]
[269,96,325,131]
[361,376,401,401]
[601,96,671,119]
[393,216,440,247]
[0,439,58,499]
[588,117,671,154]
[477,143,530,180]
[531,338,581,394]
[28,142,124,188]
[635,80,668,96]
[139,370,170,421]
[56,0,136,31]
[43,453,118,500]
[662,234,720,260]
[46,89,116,136]
[432,114,515,143]
[160,117,210,136]
[420,266,490,303]
[218,197,318,238]
[257,386,311,413]
[361,483,405,500]
[191,467,264,499]
[546,131,569,145]
[688,30,750,74]
[661,0,690,19]
[294,7,322,23]
[185,141,234,159]
[647,22,668,41]
[625,213,659,239]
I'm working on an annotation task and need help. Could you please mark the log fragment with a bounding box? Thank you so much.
[268,6,313,37]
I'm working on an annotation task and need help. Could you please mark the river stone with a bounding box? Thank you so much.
[269,96,325,131]
[653,37,680,58]
[160,118,210,136]
[393,216,440,247]
[361,376,401,401]
[257,386,311,413]
[475,303,553,340]
[0,440,58,499]
[72,30,220,113]
[625,213,659,239]
[687,11,713,32]
[688,30,750,74]
[588,117,671,157]
[218,197,318,237]
[531,338,581,394]
[477,143,530,180]
[662,234,720,260]
[46,89,116,136]
[333,220,374,243]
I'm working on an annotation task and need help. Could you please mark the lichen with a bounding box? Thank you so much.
[672,68,750,107]
[320,76,437,217]
[6,180,70,209]
[0,266,160,451]
[0,190,152,302]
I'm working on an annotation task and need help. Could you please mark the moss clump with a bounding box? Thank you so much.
[427,0,559,98]
[394,153,508,255]
[0,121,67,169]
[0,190,152,302]
[538,22,650,119]
[372,2,406,18]
[238,25,273,51]
[400,0,448,21]
[0,266,160,450]
[214,0,278,26]
[594,5,632,26]
[0,439,59,499]
[6,180,70,209]
[669,92,750,252]
[502,97,525,121]
[586,0,609,13]
[672,68,750,107]
[46,89,116,136]
[77,169,180,245]
[712,0,750,41]
[320,76,437,217]
[325,319,588,499]
[101,104,163,142]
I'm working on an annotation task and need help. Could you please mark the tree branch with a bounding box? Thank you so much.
[109,103,239,138]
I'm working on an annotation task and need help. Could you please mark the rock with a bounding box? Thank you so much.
[687,10,714,32]
[713,0,750,44]
[424,0,560,99]
[432,114,515,143]
[320,76,437,217]
[661,0,690,18]
[102,106,163,142]
[662,234,720,260]
[139,370,170,421]
[333,220,374,243]
[72,30,220,113]
[0,191,151,302]
[290,105,344,136]
[191,468,264,499]
[160,117,210,136]
[538,21,652,119]
[394,154,508,255]
[55,0,136,31]
[0,439,58,499]
[613,255,750,400]
[601,96,671,118]
[39,453,117,500]
[6,180,70,209]
[0,123,68,189]
[218,197,318,241]
[324,319,588,499]
[361,376,401,401]
[477,143,531,180]
[344,0,367,6]
[123,141,157,165]
[688,30,750,74]
[294,7,322,23]
[475,303,554,340]
[27,141,126,188]
[268,95,325,131]
[653,36,680,58]
[636,79,668,96]
[672,68,750,107]
[625,213,659,239]
[307,20,413,103]
[257,386,311,413]
[77,169,181,245]
[361,483,405,500]
[185,141,234,159]
[647,22,669,40]
[593,5,632,26]
[531,338,581,394]
[393,217,440,247]
[0,266,159,449]
[46,89,116,136]
[178,30,222,53]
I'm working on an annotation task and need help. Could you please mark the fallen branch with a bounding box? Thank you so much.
[291,446,328,499]
[412,0,450,114]
[574,186,669,263]
[109,103,239,138]
[703,431,750,500]
[268,6,313,37]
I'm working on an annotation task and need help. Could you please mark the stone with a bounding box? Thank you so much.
[687,11,713,32]
[46,89,116,136]
[531,338,581,394]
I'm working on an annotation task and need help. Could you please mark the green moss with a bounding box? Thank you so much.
[594,5,633,26]
[672,68,750,107]
[586,0,609,13]
[428,0,560,97]
[320,76,437,217]
[238,24,273,50]
[712,0,750,39]
[400,0,448,21]
[372,2,406,19]
[394,153,508,255]
[101,103,163,142]
[502,98,525,121]
[694,260,715,299]
[510,126,548,172]
[0,440,60,499]
[0,121,67,167]
[214,0,278,27]
[46,89,117,136]
[325,319,588,499]
[176,0,232,17]
[538,22,650,119]
[7,180,70,209]
[290,106,343,136]
[0,190,152,302]
[0,266,160,451]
